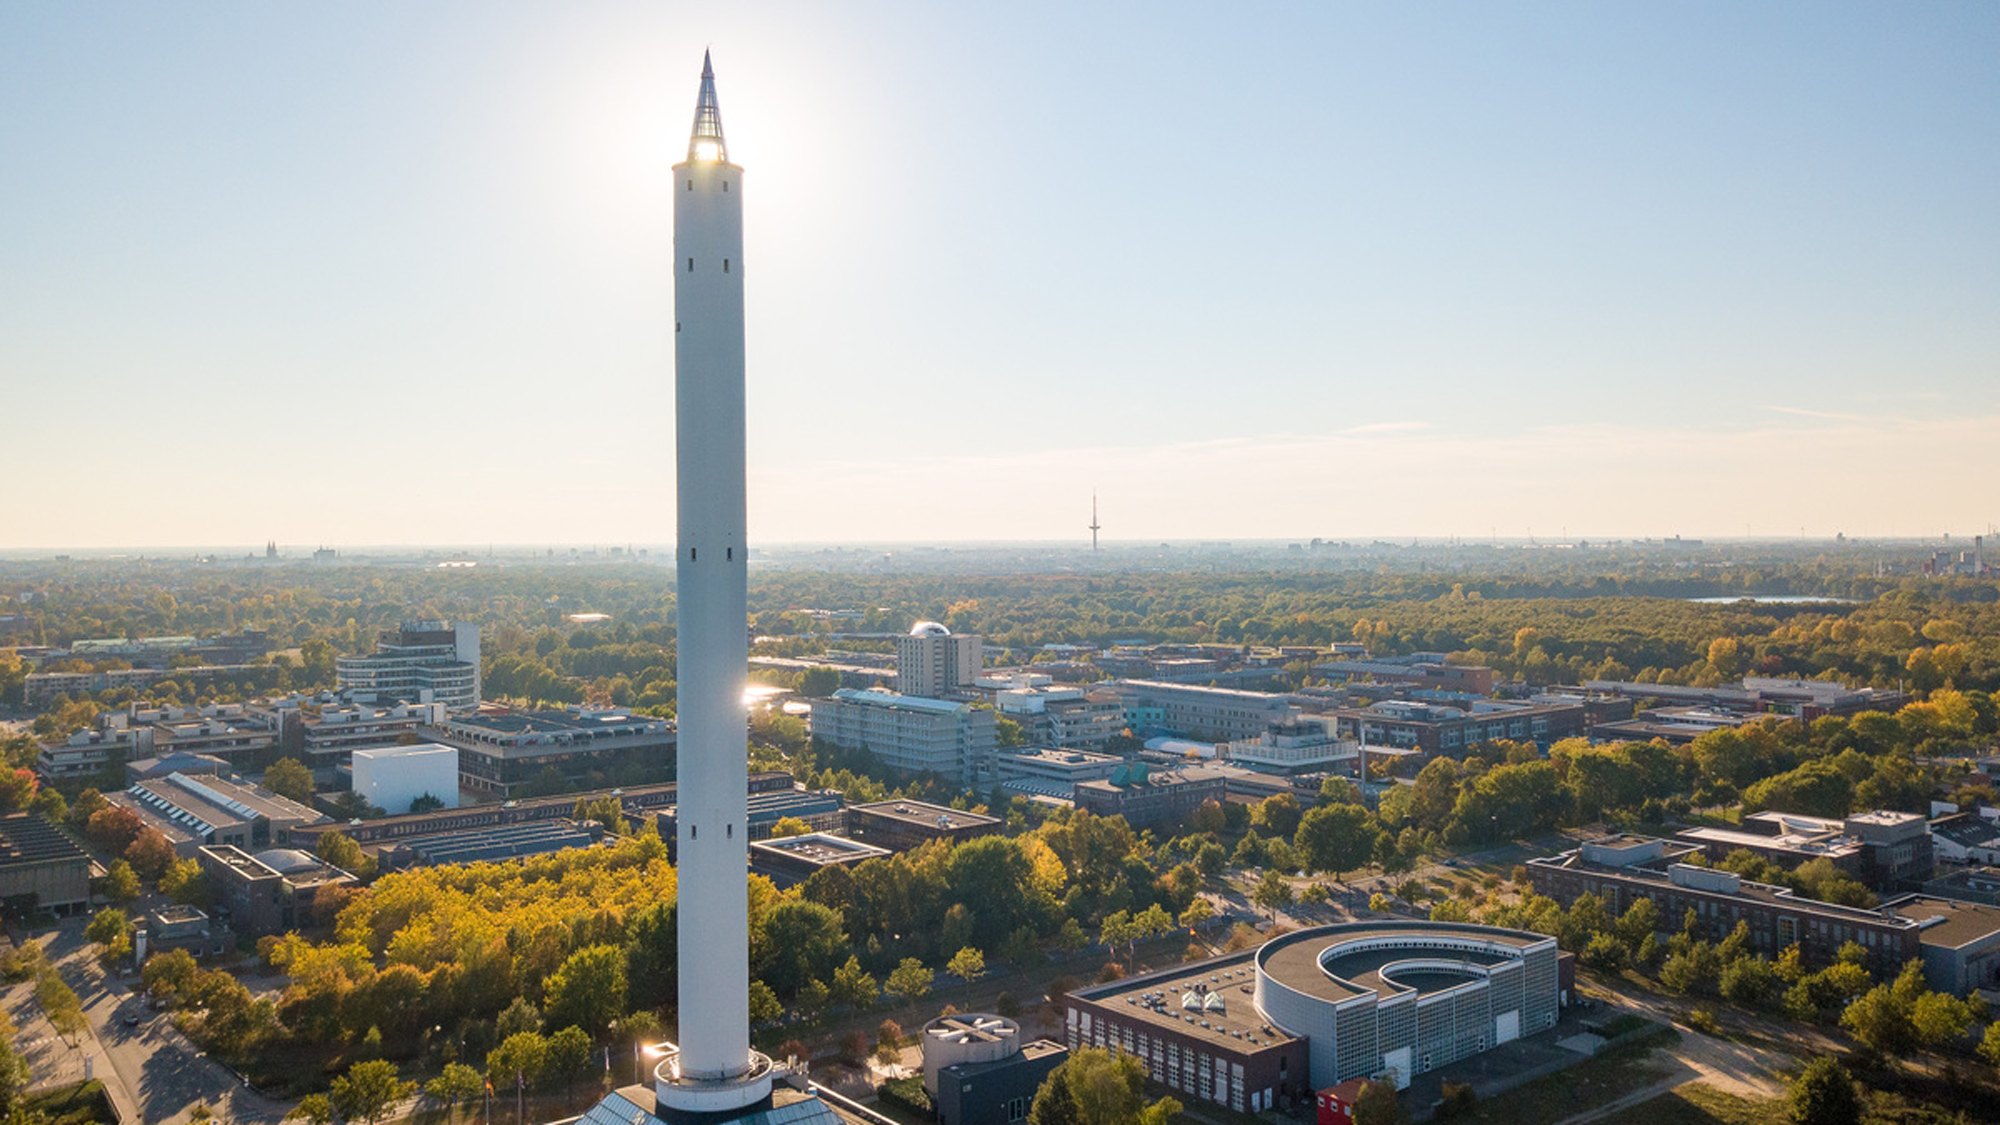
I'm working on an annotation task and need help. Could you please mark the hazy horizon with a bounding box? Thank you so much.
[5,2,1995,547]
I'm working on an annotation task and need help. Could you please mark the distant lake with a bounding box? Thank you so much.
[1687,595,1858,604]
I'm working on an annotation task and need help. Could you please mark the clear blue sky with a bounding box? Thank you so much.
[3,2,1995,548]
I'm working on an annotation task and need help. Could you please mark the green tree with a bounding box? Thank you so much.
[831,956,878,1010]
[546,1025,593,1087]
[544,944,628,1036]
[331,1059,416,1125]
[748,979,783,1024]
[285,1094,334,1125]
[1294,803,1375,880]
[1252,869,1294,919]
[425,1063,485,1121]
[1028,1046,1181,1125]
[754,899,847,998]
[102,861,140,905]
[947,947,986,999]
[886,958,933,1006]
[263,757,316,803]
[487,1031,549,1090]
[1788,1057,1859,1125]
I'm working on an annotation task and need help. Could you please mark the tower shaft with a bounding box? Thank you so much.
[672,87,751,1087]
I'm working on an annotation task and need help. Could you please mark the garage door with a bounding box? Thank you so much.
[1495,1010,1520,1045]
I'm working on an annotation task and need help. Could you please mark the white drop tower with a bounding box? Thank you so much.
[657,51,773,1117]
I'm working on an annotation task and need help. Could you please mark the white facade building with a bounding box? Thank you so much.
[1224,719,1361,775]
[810,688,997,786]
[351,743,461,815]
[897,622,982,698]
[335,621,481,712]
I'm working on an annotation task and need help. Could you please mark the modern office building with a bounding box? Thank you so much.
[992,679,1124,751]
[995,748,1123,800]
[1678,810,1932,890]
[335,620,481,712]
[1106,680,1297,742]
[1222,720,1360,776]
[897,622,983,698]
[352,743,461,814]
[431,706,676,797]
[1322,698,1588,758]
[1528,835,1923,972]
[1064,921,1562,1111]
[296,700,448,771]
[808,688,996,786]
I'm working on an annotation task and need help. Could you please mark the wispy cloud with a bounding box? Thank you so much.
[1339,421,1433,435]
[1758,405,1868,423]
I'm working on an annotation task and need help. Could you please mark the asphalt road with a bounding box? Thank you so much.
[42,917,290,1125]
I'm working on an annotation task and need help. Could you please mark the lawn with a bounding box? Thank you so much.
[1442,1046,1674,1125]
[1594,1083,1773,1125]
[23,1079,118,1125]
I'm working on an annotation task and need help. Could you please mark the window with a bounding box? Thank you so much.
[687,258,694,271]
[1007,1097,1026,1122]
[687,180,692,190]
[724,259,730,272]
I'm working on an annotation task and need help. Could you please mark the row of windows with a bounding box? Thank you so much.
[686,258,734,272]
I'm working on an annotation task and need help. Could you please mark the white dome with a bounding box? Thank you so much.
[253,848,319,874]
[909,621,951,637]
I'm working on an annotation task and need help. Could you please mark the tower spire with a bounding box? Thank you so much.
[688,49,728,163]
[1090,492,1102,552]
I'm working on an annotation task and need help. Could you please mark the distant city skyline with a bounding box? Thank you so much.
[3,2,1995,548]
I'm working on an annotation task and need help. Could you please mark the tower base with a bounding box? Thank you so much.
[654,1047,776,1120]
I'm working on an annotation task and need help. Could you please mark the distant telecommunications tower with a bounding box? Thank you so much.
[662,51,773,1115]
[1090,492,1102,551]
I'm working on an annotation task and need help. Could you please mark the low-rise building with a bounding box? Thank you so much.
[1887,895,2000,996]
[198,844,357,935]
[1528,835,1922,972]
[1591,707,1755,744]
[138,905,230,960]
[1923,866,2000,907]
[922,1014,1068,1125]
[1313,654,1496,696]
[1222,720,1359,776]
[110,772,326,857]
[0,814,92,917]
[846,800,1002,851]
[1073,766,1227,829]
[297,701,447,770]
[432,707,676,797]
[1324,698,1588,758]
[1932,814,2000,866]
[993,679,1125,751]
[352,743,461,814]
[748,833,891,889]
[1105,681,1295,742]
[1582,677,1906,720]
[995,748,1123,800]
[385,819,608,869]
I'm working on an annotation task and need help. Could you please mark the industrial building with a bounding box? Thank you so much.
[335,620,481,712]
[1064,921,1563,1111]
[921,1014,1067,1125]
[808,689,997,786]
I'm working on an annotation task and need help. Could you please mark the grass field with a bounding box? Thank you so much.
[1595,1083,1773,1125]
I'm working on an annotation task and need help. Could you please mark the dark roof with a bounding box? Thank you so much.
[0,814,90,869]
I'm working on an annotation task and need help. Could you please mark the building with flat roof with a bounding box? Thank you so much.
[845,800,1002,851]
[1931,814,2000,866]
[110,771,326,857]
[0,814,92,916]
[1528,835,1923,972]
[1592,707,1755,744]
[199,844,357,935]
[995,748,1122,800]
[991,679,1124,751]
[921,1014,1068,1125]
[1064,921,1561,1111]
[897,622,984,699]
[657,788,849,856]
[1582,677,1906,720]
[1312,655,1496,696]
[1323,698,1588,759]
[1922,866,2000,907]
[296,700,448,770]
[335,620,481,712]
[808,689,996,786]
[1074,766,1227,829]
[1105,681,1296,743]
[433,706,676,797]
[352,743,460,814]
[748,833,891,889]
[1887,895,2000,996]
[1223,720,1360,776]
[385,819,607,869]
